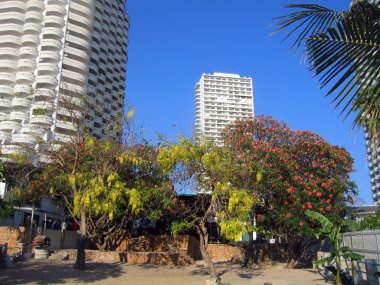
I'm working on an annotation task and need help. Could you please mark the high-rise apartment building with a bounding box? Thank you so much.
[365,132,380,205]
[195,72,254,145]
[0,0,129,161]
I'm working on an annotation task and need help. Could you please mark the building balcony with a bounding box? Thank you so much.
[21,34,39,46]
[12,133,37,145]
[0,59,18,73]
[0,86,14,97]
[30,114,53,126]
[62,58,87,73]
[0,99,12,109]
[56,107,82,119]
[45,15,65,27]
[45,3,66,16]
[64,46,89,61]
[40,38,62,50]
[67,23,92,40]
[61,70,87,84]
[65,34,90,50]
[31,101,54,112]
[2,11,25,23]
[39,50,60,62]
[15,72,34,84]
[0,73,15,84]
[0,35,20,48]
[42,26,64,38]
[53,132,72,143]
[26,0,45,11]
[56,121,77,132]
[23,22,42,35]
[17,59,36,71]
[12,98,31,109]
[0,23,23,35]
[35,75,58,86]
[33,88,55,100]
[0,120,21,132]
[20,124,46,136]
[0,131,12,142]
[38,62,59,74]
[19,46,38,58]
[25,10,43,23]
[9,111,30,122]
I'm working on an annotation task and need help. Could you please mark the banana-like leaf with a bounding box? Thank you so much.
[343,251,364,261]
[314,256,334,265]
[340,246,349,253]
[305,210,333,232]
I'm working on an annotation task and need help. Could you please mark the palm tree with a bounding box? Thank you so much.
[273,1,380,140]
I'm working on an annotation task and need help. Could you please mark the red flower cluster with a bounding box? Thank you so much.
[223,115,356,235]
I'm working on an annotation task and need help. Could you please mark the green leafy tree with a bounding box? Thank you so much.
[305,210,362,285]
[158,138,258,283]
[273,1,380,139]
[30,138,173,270]
[358,210,380,230]
[222,115,357,266]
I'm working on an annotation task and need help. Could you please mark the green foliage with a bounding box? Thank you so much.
[358,210,380,230]
[305,210,362,285]
[223,115,357,237]
[32,108,46,116]
[157,138,258,243]
[32,138,173,250]
[0,198,12,219]
[171,220,193,235]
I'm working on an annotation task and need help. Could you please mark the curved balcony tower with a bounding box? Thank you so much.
[0,0,130,162]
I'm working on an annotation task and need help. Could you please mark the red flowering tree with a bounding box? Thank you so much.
[222,115,357,265]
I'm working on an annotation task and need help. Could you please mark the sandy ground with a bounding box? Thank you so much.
[0,259,328,285]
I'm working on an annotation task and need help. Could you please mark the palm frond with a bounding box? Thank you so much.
[272,4,341,51]
[273,1,380,137]
[305,2,380,127]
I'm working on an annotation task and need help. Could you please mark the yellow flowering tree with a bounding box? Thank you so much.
[158,138,258,283]
[32,138,173,270]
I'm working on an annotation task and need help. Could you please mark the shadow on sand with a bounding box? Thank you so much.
[0,260,124,284]
[188,261,262,279]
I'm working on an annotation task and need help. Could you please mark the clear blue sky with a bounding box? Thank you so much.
[124,0,372,205]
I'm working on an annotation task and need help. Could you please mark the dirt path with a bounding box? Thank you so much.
[0,259,327,285]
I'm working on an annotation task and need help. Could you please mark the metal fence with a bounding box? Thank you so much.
[342,230,380,285]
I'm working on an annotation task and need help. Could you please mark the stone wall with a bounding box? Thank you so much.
[57,249,123,263]
[0,226,28,253]
[56,249,193,266]
[117,235,202,261]
[207,244,244,262]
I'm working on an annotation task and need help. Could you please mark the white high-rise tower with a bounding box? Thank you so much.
[0,0,129,160]
[195,72,254,145]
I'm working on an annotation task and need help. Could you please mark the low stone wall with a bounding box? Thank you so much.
[207,244,244,262]
[56,249,123,263]
[0,226,28,253]
[56,249,193,266]
[118,235,201,261]
[123,252,193,266]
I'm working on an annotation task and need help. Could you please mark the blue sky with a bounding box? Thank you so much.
[124,0,372,204]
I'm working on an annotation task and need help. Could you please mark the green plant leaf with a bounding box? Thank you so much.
[314,256,334,265]
[305,210,333,232]
[343,252,363,261]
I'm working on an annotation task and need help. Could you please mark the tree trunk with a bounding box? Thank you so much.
[243,231,254,268]
[74,210,86,270]
[196,223,220,284]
